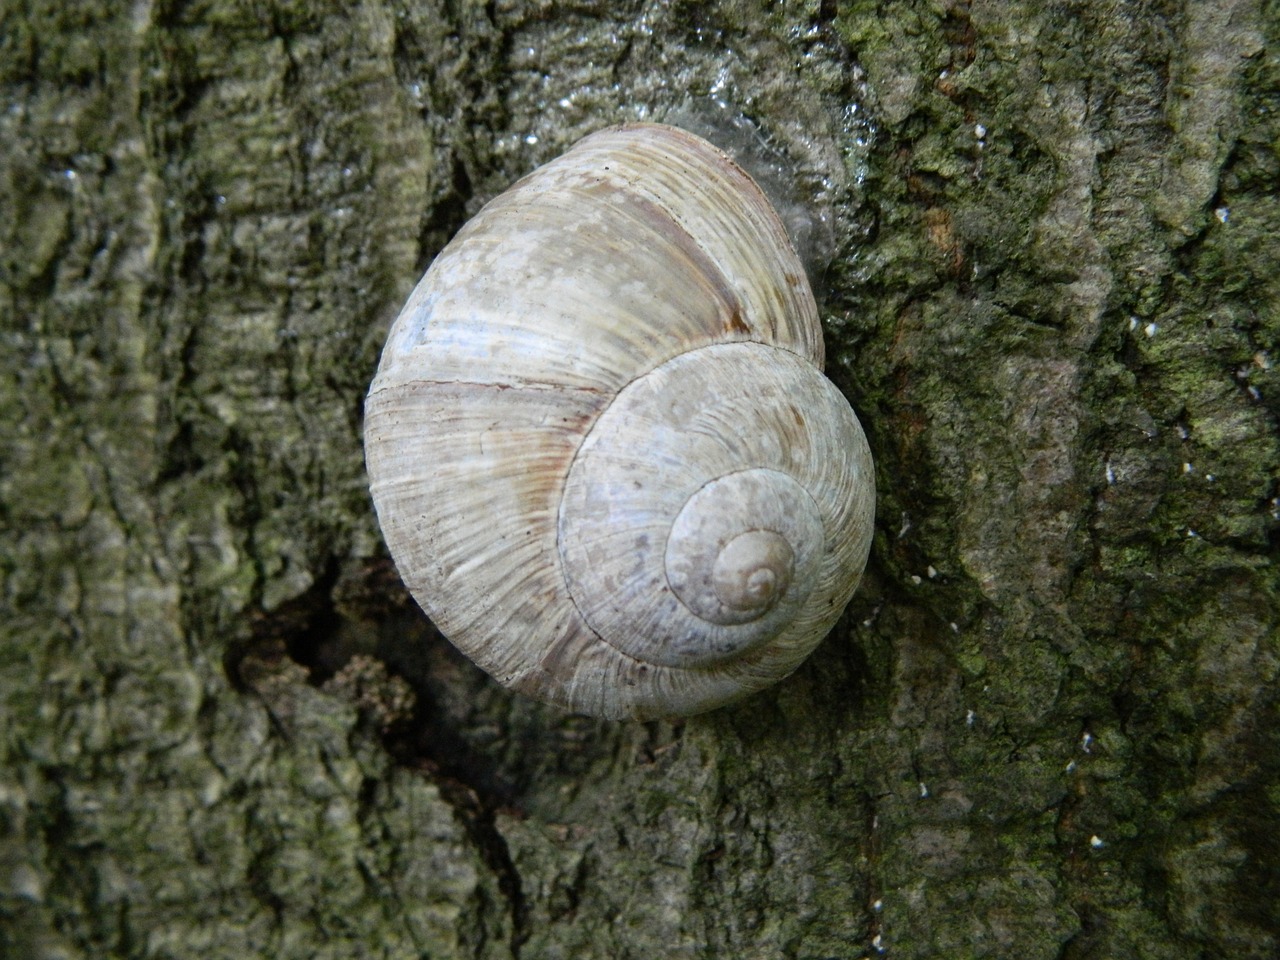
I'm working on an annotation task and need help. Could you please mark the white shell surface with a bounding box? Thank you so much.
[364,123,874,720]
[558,341,868,672]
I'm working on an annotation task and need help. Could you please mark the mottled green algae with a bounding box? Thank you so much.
[2,2,510,958]
[827,1,1278,957]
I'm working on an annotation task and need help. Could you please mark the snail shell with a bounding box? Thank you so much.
[364,123,874,721]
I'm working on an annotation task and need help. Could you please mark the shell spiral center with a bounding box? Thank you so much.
[713,531,793,613]
[663,468,822,634]
[558,343,839,670]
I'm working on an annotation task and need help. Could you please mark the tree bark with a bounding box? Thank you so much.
[2,1,1276,958]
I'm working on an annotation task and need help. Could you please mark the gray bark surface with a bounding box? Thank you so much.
[2,1,1276,958]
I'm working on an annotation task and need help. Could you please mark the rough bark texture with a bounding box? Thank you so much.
[2,1,1277,958]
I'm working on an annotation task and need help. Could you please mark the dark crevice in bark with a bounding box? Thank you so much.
[416,156,474,272]
[223,554,533,953]
[411,755,530,958]
[224,559,344,691]
[355,638,534,956]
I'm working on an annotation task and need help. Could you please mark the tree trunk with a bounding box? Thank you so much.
[2,1,1276,958]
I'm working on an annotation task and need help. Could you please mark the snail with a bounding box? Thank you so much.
[363,123,874,721]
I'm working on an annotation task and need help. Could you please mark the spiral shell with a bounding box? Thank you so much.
[364,123,874,720]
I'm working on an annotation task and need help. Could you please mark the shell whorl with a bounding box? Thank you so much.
[364,123,875,720]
